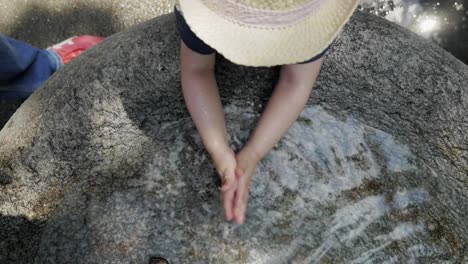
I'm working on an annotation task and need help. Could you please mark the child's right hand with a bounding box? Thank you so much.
[210,146,237,221]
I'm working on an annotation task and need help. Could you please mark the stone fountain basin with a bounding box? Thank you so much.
[0,11,467,263]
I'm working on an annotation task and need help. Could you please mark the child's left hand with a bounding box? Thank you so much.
[210,146,238,221]
[232,148,260,224]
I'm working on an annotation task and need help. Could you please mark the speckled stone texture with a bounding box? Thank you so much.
[0,11,467,263]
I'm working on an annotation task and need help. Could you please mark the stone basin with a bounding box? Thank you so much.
[0,11,467,263]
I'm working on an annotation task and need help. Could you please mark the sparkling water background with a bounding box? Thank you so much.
[359,0,468,64]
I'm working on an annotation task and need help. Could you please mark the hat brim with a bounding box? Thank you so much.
[179,0,359,67]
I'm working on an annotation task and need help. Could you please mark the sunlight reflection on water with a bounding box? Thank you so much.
[359,0,467,63]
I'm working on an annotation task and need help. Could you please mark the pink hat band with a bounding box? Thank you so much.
[202,0,326,27]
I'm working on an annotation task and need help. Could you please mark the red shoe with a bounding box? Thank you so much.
[47,35,105,65]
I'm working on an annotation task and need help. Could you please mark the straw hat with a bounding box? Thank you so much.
[177,0,359,67]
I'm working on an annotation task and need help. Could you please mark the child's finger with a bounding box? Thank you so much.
[239,192,249,224]
[221,172,236,192]
[223,189,235,221]
[234,191,249,224]
[234,183,246,224]
[235,167,244,179]
[235,206,245,224]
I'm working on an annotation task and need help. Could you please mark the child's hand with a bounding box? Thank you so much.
[233,148,260,224]
[210,146,237,221]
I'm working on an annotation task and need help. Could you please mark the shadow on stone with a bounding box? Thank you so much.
[0,215,45,262]
[0,170,12,186]
[4,3,121,48]
[0,100,22,132]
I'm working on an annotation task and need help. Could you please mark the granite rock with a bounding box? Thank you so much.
[0,11,467,263]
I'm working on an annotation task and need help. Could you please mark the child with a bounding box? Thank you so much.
[174,0,359,224]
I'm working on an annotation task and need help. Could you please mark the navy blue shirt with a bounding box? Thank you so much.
[174,6,332,64]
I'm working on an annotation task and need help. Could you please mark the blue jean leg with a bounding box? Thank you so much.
[0,35,62,100]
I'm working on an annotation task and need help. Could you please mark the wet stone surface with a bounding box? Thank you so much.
[0,11,467,263]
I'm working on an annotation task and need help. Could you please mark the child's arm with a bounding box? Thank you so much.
[180,41,237,220]
[233,58,324,223]
[180,41,225,154]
